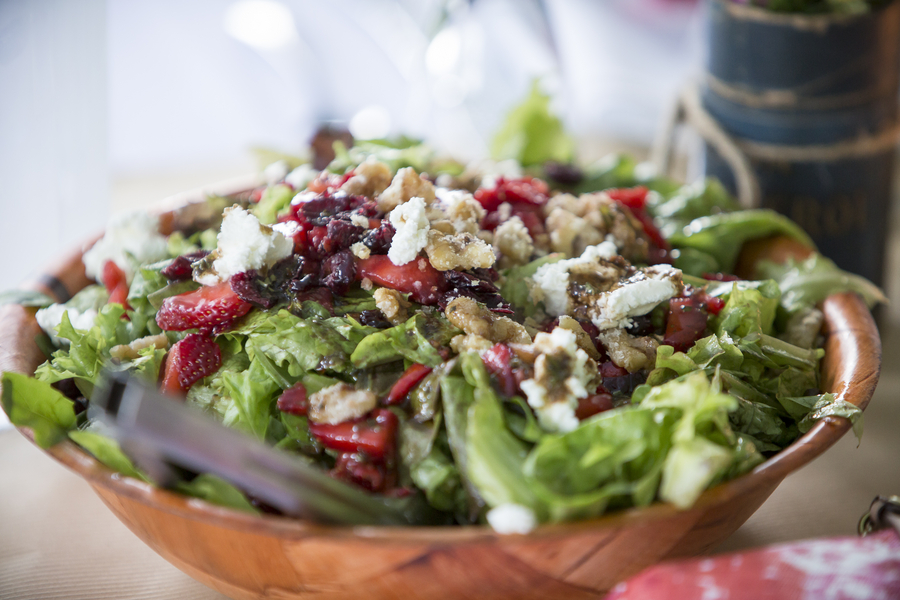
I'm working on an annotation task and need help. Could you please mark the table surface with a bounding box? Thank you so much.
[1,323,897,600]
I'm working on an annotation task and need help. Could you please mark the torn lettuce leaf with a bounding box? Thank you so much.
[491,80,574,167]
[1,372,76,448]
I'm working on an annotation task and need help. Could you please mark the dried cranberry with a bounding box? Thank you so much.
[362,223,395,255]
[295,287,334,313]
[231,270,275,309]
[294,193,353,225]
[162,251,209,282]
[359,309,392,329]
[439,270,512,314]
[325,218,364,252]
[544,161,584,185]
[321,250,357,296]
[602,370,647,396]
[625,314,655,337]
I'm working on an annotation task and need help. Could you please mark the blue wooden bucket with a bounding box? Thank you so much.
[700,0,900,286]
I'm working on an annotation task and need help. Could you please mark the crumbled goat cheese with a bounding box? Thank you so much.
[531,241,618,315]
[35,304,98,346]
[82,211,169,282]
[519,327,598,433]
[377,167,435,212]
[487,503,537,535]
[284,164,318,190]
[308,383,377,425]
[387,197,430,266]
[196,206,292,285]
[263,160,290,185]
[590,264,681,330]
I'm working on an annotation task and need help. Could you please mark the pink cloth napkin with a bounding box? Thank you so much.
[606,529,900,600]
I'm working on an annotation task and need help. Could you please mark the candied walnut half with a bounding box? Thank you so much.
[340,159,393,198]
[308,383,377,425]
[595,328,659,373]
[425,230,495,271]
[377,167,436,212]
[444,296,531,345]
[374,287,410,325]
[493,216,534,268]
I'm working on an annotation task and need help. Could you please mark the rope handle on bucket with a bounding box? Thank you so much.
[652,82,762,209]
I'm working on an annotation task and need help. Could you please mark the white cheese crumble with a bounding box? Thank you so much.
[196,206,292,285]
[519,327,596,433]
[35,304,98,346]
[531,241,618,315]
[590,264,680,330]
[82,211,169,283]
[387,196,430,266]
[263,160,290,185]
[486,503,537,535]
[284,163,318,190]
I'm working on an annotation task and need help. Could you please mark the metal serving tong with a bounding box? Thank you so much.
[90,374,447,526]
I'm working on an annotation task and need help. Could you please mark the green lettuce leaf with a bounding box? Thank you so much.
[0,289,55,307]
[491,80,574,167]
[220,358,281,440]
[175,474,260,514]
[68,429,150,481]
[651,179,740,238]
[668,209,815,274]
[351,312,459,368]
[1,372,76,448]
[251,184,295,225]
[756,254,886,313]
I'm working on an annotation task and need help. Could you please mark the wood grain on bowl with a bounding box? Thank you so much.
[0,186,881,600]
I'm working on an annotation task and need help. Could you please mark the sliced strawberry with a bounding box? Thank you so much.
[576,392,614,420]
[385,363,432,405]
[308,408,398,461]
[160,333,221,394]
[357,255,445,304]
[331,452,386,492]
[156,281,252,332]
[276,382,309,416]
[474,177,549,211]
[482,343,518,398]
[664,297,709,352]
[101,260,131,310]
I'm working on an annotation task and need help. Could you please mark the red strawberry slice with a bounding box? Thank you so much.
[276,382,309,416]
[385,363,432,405]
[160,333,221,394]
[101,260,131,310]
[156,281,252,332]
[308,408,398,461]
[357,255,445,305]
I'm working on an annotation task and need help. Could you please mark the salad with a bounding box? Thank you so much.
[1,87,881,533]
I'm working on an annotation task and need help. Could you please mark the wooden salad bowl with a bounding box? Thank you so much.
[0,181,882,600]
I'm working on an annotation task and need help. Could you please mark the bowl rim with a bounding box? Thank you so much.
[1,180,883,543]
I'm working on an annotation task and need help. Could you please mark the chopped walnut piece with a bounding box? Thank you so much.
[110,334,169,361]
[373,287,410,325]
[493,216,534,268]
[546,207,604,258]
[595,328,659,373]
[450,333,495,354]
[444,296,531,345]
[350,241,371,260]
[308,383,377,425]
[544,192,650,262]
[440,190,485,235]
[377,167,436,212]
[425,230,495,271]
[340,159,393,198]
